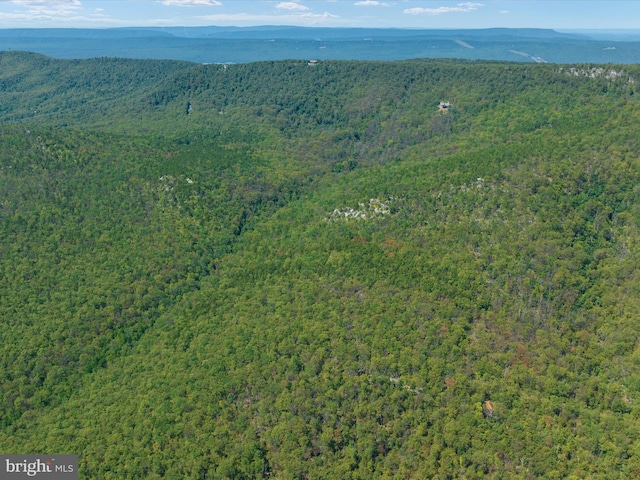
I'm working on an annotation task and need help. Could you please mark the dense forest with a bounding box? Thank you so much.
[2,51,640,478]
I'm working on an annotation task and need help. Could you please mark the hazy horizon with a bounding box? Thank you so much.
[0,1,637,30]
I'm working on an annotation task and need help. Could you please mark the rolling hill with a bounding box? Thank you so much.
[1,51,640,478]
[0,27,639,63]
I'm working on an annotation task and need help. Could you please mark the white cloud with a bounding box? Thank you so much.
[0,11,115,26]
[9,0,81,17]
[11,0,80,5]
[355,1,390,6]
[404,2,483,15]
[276,2,309,12]
[160,0,222,6]
[303,11,339,20]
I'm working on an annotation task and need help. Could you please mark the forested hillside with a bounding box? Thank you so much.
[2,51,640,478]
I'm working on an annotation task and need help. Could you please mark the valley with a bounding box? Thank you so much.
[1,52,640,478]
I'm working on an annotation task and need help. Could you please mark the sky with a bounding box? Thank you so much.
[0,0,638,30]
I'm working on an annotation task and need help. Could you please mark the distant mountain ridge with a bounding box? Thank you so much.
[0,26,636,63]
